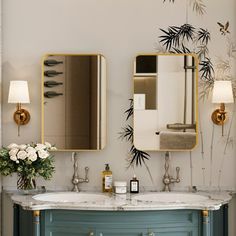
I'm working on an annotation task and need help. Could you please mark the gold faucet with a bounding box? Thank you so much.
[71,152,89,192]
[162,152,180,192]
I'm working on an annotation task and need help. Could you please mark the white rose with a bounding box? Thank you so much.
[28,152,37,162]
[17,150,27,160]
[26,146,36,154]
[9,148,19,156]
[10,155,17,161]
[7,143,19,149]
[19,144,27,150]
[38,150,49,159]
[35,144,46,151]
[45,142,52,149]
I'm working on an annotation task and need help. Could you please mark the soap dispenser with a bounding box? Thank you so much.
[102,164,113,193]
[130,175,139,193]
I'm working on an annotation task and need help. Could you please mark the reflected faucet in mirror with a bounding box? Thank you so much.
[133,54,198,151]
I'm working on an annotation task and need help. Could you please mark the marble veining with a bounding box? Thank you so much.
[10,190,232,211]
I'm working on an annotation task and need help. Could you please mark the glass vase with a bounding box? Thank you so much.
[17,174,36,193]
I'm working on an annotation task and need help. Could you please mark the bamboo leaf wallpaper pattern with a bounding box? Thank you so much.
[191,0,206,15]
[159,1,236,188]
[197,28,210,45]
[120,0,236,189]
[159,24,214,90]
[163,0,175,3]
[159,24,195,50]
[163,0,207,15]
[119,99,150,167]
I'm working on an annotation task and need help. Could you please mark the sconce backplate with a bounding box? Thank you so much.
[13,109,30,125]
[211,109,227,125]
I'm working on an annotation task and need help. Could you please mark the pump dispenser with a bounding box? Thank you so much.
[102,164,113,192]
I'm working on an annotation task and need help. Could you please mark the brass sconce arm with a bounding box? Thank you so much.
[13,103,30,136]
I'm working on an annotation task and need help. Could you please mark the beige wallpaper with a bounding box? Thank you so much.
[1,0,236,192]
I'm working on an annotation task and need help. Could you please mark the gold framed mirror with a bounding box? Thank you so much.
[42,54,107,151]
[133,53,198,151]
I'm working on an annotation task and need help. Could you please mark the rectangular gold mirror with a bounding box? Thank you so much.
[133,54,198,151]
[42,54,106,151]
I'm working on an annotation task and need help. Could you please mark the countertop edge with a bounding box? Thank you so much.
[10,191,232,212]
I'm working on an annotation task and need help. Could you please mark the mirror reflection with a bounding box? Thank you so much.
[42,54,106,150]
[133,54,197,151]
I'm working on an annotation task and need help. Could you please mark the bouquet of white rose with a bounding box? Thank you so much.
[0,142,56,190]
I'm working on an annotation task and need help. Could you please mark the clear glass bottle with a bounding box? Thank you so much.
[102,164,113,193]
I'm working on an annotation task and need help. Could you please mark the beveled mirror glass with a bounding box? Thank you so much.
[133,54,198,151]
[42,54,106,151]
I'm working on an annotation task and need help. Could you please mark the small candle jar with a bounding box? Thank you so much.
[114,181,127,194]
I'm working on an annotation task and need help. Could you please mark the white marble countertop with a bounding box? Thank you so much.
[10,190,232,211]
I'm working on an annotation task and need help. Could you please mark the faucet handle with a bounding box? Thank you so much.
[84,167,89,182]
[176,167,180,182]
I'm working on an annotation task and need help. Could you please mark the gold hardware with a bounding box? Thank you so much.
[211,103,227,126]
[202,210,209,217]
[33,210,40,225]
[33,210,40,217]
[13,103,30,136]
[211,103,227,136]
[14,104,30,125]
[88,232,94,236]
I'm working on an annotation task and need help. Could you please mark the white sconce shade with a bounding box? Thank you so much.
[8,81,30,104]
[212,81,234,104]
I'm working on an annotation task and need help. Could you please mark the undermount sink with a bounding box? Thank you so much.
[33,192,109,203]
[132,192,209,203]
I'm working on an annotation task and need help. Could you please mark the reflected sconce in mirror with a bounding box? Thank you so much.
[212,80,234,135]
[8,80,30,136]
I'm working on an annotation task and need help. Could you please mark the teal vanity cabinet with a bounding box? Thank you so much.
[13,205,228,236]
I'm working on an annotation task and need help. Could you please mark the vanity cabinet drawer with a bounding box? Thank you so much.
[44,210,199,227]
[96,230,143,236]
[144,227,199,236]
[43,226,95,236]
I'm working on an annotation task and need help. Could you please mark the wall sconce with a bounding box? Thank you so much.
[8,81,30,136]
[211,80,234,135]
